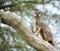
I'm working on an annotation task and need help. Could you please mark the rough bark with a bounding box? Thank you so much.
[0,10,57,51]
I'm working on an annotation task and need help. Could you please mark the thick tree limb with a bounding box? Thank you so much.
[0,10,57,51]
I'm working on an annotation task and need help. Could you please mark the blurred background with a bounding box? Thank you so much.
[0,0,60,51]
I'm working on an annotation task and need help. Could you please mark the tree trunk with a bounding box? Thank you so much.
[0,10,57,51]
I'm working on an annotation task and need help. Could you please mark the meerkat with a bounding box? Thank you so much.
[33,10,55,47]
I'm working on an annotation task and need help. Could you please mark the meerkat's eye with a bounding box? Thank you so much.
[39,13,41,16]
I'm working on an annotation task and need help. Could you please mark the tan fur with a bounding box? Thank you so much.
[33,11,55,47]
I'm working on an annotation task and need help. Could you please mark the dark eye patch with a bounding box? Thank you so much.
[38,12,40,14]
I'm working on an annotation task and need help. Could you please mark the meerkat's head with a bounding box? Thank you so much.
[33,10,41,18]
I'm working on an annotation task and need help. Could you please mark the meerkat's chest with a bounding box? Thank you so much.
[35,18,41,25]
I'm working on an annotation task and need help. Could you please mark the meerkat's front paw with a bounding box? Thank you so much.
[32,30,35,33]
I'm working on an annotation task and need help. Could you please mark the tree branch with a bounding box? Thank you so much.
[0,10,57,51]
